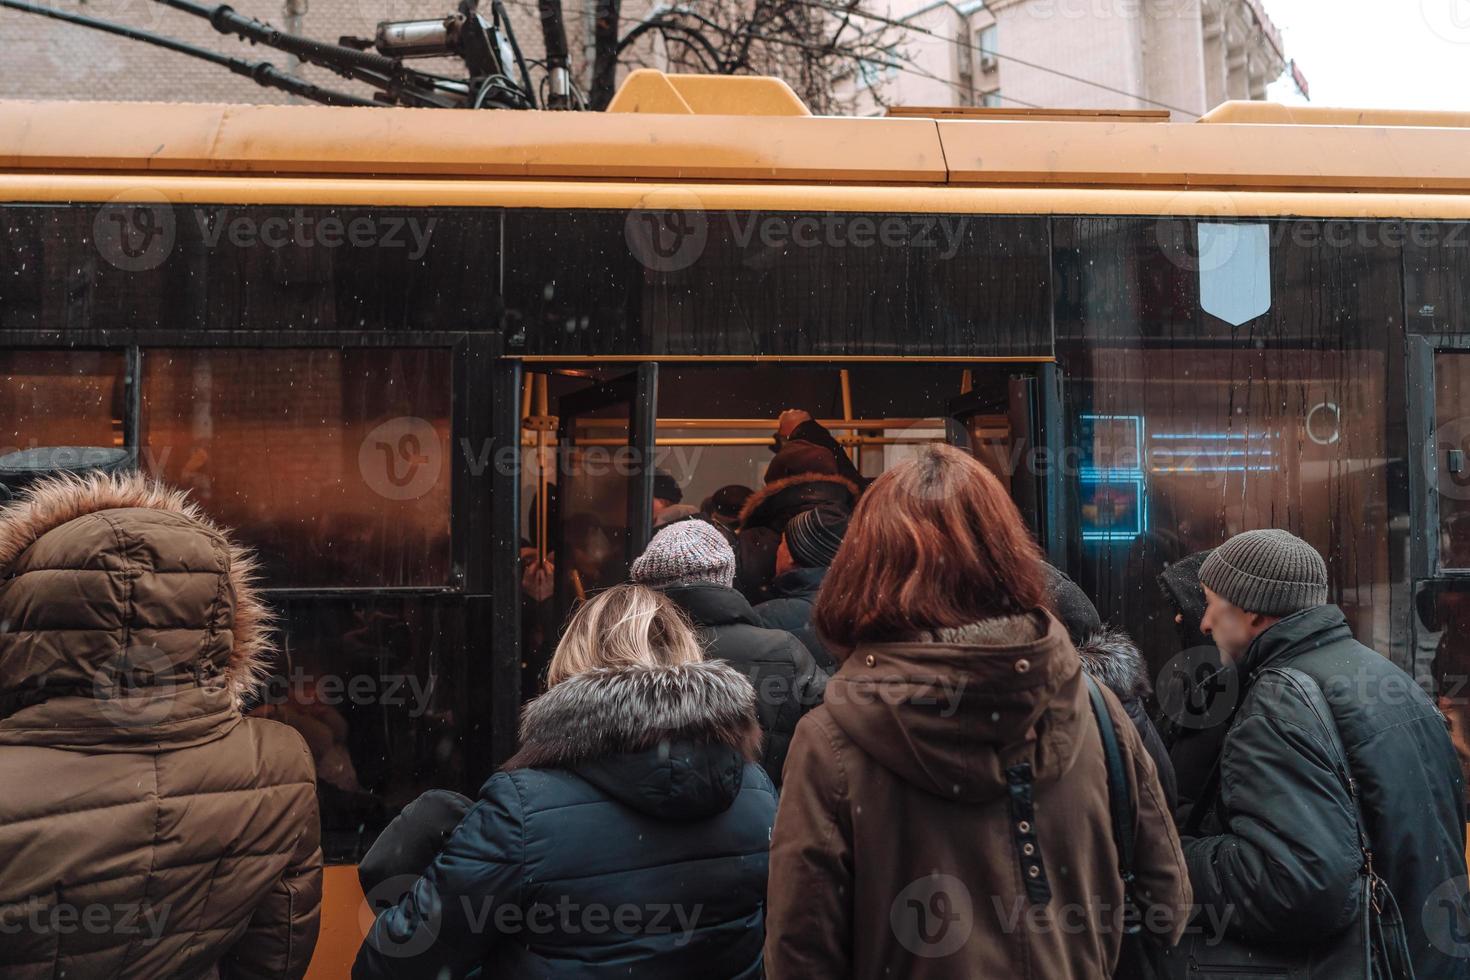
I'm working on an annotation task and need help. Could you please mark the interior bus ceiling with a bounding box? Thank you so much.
[2,74,1470,195]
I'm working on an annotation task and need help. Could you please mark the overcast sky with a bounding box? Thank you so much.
[1263,0,1470,111]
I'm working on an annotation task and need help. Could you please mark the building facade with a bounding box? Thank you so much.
[0,0,1286,115]
[843,0,1288,119]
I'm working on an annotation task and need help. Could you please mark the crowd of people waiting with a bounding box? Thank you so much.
[0,414,1466,979]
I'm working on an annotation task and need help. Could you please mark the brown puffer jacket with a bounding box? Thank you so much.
[0,473,322,980]
[765,610,1191,980]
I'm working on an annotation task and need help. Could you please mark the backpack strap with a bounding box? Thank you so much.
[1084,673,1140,931]
[1259,666,1375,877]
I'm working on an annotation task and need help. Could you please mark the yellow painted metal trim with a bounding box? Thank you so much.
[608,70,811,116]
[604,70,694,114]
[1200,101,1470,129]
[8,174,1470,219]
[513,355,1058,363]
[304,866,365,980]
[0,100,940,183]
[935,117,1470,191]
[889,106,1170,122]
[4,97,1469,188]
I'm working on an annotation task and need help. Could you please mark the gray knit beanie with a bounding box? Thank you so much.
[1198,529,1328,615]
[630,518,736,589]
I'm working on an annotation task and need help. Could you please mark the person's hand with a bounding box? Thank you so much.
[777,409,813,438]
[522,559,554,602]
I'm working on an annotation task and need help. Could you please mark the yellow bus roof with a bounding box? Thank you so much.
[1,71,1468,192]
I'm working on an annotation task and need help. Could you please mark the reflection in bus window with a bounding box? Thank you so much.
[247,594,469,863]
[0,350,126,453]
[1071,347,1391,679]
[1435,353,1470,571]
[141,348,452,588]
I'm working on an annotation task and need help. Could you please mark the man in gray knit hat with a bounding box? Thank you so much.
[1196,528,1330,666]
[632,519,825,788]
[1183,529,1466,978]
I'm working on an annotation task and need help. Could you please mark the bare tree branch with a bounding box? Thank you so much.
[599,0,903,114]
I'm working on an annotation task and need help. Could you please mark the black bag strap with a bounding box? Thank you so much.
[1259,666,1375,876]
[1084,674,1140,914]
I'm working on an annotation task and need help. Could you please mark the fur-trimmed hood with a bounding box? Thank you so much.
[739,472,860,531]
[1076,625,1151,703]
[505,660,764,819]
[508,660,762,769]
[0,472,275,742]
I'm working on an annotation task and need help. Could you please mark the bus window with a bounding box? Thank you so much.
[1435,352,1470,573]
[140,348,452,588]
[1058,216,1402,675]
[0,350,126,453]
[248,593,470,863]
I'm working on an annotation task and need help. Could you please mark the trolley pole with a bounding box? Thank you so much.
[538,0,572,108]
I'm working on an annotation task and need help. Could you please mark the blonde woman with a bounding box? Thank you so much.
[356,584,776,980]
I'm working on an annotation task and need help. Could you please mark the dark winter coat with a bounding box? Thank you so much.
[1182,604,1468,979]
[353,660,778,980]
[765,611,1191,980]
[754,566,836,671]
[1076,625,1179,811]
[734,473,859,605]
[358,789,474,901]
[661,583,826,786]
[0,473,322,980]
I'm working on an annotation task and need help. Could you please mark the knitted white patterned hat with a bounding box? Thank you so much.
[630,519,736,589]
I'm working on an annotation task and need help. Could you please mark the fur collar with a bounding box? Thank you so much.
[505,660,762,771]
[0,471,275,709]
[929,613,1046,646]
[1076,625,1151,702]
[738,472,860,528]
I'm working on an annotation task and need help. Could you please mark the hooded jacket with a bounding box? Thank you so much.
[733,473,858,605]
[660,582,827,787]
[765,611,1191,980]
[1182,604,1467,979]
[353,660,778,980]
[0,473,322,980]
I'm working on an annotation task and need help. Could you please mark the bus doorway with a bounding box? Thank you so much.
[515,359,1062,699]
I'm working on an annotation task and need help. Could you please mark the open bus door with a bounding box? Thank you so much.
[1410,340,1470,815]
[946,362,1069,568]
[550,363,659,625]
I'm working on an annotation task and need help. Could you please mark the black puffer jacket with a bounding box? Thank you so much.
[1183,604,1467,979]
[353,660,778,980]
[1075,626,1179,811]
[662,583,826,787]
[754,566,835,672]
[734,474,858,605]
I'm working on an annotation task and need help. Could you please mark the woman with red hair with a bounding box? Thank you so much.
[765,443,1190,980]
